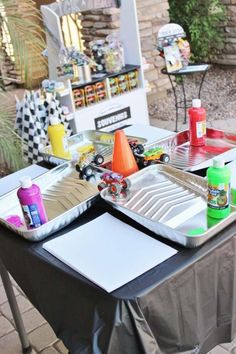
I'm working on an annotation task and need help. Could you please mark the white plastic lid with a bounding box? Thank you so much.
[50,116,60,126]
[62,106,69,115]
[19,176,32,189]
[213,157,225,168]
[192,99,201,108]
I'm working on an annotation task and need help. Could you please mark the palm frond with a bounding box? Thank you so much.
[0,0,47,172]
[0,92,26,171]
[0,0,47,86]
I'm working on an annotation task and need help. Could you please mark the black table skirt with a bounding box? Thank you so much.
[0,200,236,354]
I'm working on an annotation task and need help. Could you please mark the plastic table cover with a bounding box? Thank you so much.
[0,200,236,354]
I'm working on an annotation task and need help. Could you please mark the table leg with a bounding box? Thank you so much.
[180,77,187,124]
[168,74,179,132]
[198,71,207,99]
[0,259,32,354]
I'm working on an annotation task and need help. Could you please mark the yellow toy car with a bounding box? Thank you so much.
[75,145,104,178]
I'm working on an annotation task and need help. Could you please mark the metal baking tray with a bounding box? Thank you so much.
[40,130,147,166]
[139,128,236,172]
[100,164,236,248]
[0,162,99,242]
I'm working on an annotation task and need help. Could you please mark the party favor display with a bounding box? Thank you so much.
[157,23,191,73]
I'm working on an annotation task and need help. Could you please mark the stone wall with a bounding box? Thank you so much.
[136,0,171,102]
[215,0,236,65]
[81,8,120,54]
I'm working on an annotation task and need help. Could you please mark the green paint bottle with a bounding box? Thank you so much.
[207,158,231,219]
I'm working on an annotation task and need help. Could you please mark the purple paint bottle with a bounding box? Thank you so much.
[17,176,48,229]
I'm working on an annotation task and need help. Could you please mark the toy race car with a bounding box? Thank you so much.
[98,172,130,196]
[142,147,170,165]
[128,139,145,154]
[75,145,104,178]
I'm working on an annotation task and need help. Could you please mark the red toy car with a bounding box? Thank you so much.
[98,172,130,195]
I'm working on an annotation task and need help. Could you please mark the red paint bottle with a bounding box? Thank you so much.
[188,99,206,146]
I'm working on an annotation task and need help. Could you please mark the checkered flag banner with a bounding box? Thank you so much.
[15,90,73,164]
[22,101,45,164]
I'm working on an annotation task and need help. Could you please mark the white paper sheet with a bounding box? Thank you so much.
[43,213,177,292]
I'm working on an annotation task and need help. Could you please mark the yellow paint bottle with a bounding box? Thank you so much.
[48,116,71,159]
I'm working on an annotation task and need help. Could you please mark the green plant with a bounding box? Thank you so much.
[0,92,25,172]
[0,0,46,173]
[169,0,227,62]
[0,0,46,86]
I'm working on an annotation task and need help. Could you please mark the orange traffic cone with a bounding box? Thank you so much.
[112,130,139,177]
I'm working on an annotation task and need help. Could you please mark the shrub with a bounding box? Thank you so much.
[168,0,227,62]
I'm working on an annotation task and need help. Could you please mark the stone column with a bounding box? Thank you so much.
[215,0,236,65]
[136,0,171,104]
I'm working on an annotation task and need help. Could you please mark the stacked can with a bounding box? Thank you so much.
[95,82,107,102]
[117,74,129,93]
[73,89,86,109]
[109,77,119,97]
[128,70,139,90]
[84,85,97,106]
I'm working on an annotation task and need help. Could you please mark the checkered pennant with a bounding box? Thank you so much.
[19,101,45,164]
[33,91,46,120]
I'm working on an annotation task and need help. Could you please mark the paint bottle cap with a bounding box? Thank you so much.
[50,116,60,126]
[213,157,225,168]
[19,176,32,189]
[192,99,201,108]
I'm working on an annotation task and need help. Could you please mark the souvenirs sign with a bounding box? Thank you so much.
[95,107,131,130]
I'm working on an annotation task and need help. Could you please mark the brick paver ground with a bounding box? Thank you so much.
[0,275,68,354]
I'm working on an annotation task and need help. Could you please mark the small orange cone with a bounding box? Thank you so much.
[112,130,139,177]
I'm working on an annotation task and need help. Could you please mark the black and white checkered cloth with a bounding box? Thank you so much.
[15,90,73,164]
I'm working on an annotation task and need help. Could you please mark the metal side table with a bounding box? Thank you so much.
[161,64,210,132]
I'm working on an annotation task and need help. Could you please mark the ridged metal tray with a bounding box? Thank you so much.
[40,130,147,166]
[100,164,236,248]
[139,128,236,172]
[0,162,98,242]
